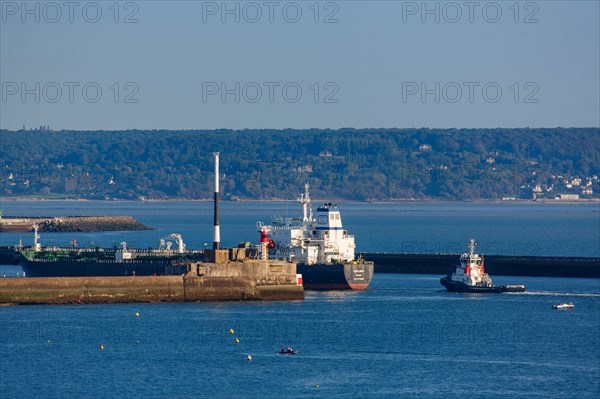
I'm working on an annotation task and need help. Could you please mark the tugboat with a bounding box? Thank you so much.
[440,239,526,293]
[553,302,574,310]
[257,184,374,290]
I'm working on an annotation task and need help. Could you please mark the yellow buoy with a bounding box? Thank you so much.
[47,339,51,343]
[229,328,234,334]
[99,344,104,350]
[235,338,240,343]
[135,312,140,317]
[247,355,252,361]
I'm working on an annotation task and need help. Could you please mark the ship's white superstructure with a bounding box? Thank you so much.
[257,184,357,265]
[448,239,493,287]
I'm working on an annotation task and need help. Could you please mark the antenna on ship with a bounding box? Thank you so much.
[468,239,476,256]
[213,152,221,250]
[298,183,312,222]
[32,224,41,252]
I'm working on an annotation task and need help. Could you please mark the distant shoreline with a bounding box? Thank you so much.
[1,197,598,205]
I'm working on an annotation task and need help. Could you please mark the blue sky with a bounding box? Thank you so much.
[1,0,599,130]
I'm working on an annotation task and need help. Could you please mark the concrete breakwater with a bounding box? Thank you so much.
[0,216,151,233]
[0,260,304,304]
[364,253,600,278]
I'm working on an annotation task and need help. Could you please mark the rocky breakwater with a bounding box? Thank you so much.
[0,216,151,233]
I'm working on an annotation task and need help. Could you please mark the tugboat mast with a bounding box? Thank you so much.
[468,238,477,256]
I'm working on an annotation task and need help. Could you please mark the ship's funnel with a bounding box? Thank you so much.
[213,152,220,249]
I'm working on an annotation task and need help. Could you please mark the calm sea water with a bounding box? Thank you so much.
[1,275,599,398]
[1,201,599,398]
[0,201,599,257]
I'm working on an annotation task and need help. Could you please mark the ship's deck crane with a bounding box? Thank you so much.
[159,233,186,253]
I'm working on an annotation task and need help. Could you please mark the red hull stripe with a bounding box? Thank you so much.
[304,283,368,290]
[348,283,369,290]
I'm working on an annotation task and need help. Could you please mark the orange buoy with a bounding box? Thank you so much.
[99,344,105,350]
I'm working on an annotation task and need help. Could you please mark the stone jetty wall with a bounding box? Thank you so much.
[0,261,304,304]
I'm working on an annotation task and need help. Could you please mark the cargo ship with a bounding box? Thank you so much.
[12,226,202,277]
[2,165,372,290]
[440,239,526,293]
[257,184,374,290]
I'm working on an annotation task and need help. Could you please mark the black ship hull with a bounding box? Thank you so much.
[298,261,374,290]
[440,276,525,293]
[20,259,374,290]
[441,277,502,293]
[498,285,526,293]
[19,258,190,277]
[0,246,20,266]
[10,246,375,290]
[9,247,199,277]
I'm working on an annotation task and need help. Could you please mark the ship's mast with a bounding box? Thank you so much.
[468,239,476,256]
[298,183,312,222]
[32,223,41,251]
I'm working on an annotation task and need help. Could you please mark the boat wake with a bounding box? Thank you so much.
[516,291,600,298]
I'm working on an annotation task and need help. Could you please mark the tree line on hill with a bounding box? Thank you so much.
[1,128,598,201]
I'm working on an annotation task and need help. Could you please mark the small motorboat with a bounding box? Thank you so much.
[553,302,574,310]
[278,347,297,355]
